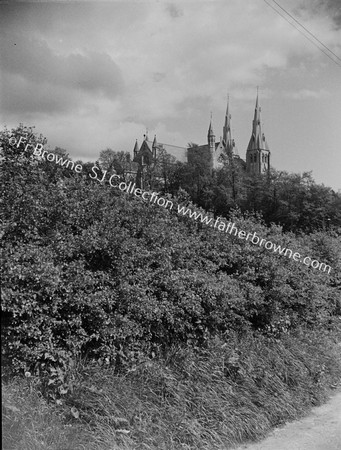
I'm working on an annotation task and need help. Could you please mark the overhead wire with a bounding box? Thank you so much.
[271,0,341,63]
[263,0,341,68]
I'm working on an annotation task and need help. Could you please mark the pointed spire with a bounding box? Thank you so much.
[248,89,268,151]
[253,87,261,132]
[223,94,235,156]
[208,112,214,137]
[133,139,139,155]
[225,94,231,127]
[226,93,230,114]
[152,134,158,158]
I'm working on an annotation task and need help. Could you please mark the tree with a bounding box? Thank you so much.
[143,147,177,191]
[99,148,132,180]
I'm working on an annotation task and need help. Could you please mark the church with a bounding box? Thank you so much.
[132,93,271,184]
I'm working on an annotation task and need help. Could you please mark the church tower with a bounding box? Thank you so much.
[207,116,215,171]
[223,95,236,159]
[246,92,270,175]
[133,139,139,159]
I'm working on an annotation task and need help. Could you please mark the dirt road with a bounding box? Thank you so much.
[233,391,341,450]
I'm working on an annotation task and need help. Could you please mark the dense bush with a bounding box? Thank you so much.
[1,126,340,397]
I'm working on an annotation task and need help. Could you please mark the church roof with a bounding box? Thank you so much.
[138,139,187,162]
[195,143,220,152]
[155,142,187,162]
[144,140,153,152]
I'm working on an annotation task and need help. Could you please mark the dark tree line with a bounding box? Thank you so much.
[98,144,341,233]
[153,149,341,234]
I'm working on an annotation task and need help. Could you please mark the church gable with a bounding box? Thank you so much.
[133,139,154,166]
[213,140,227,168]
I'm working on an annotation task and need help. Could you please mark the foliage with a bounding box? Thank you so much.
[98,148,132,180]
[3,327,341,449]
[143,146,177,191]
[168,146,341,233]
[1,124,340,401]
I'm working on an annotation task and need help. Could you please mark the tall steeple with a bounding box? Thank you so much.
[246,90,270,175]
[223,94,235,157]
[207,113,214,139]
[251,90,263,149]
[133,139,139,158]
[207,113,215,171]
[152,134,158,158]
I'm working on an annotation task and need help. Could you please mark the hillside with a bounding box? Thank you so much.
[2,126,341,449]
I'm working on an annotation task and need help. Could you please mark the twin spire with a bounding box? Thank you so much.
[134,91,269,170]
[208,94,235,156]
[207,91,268,156]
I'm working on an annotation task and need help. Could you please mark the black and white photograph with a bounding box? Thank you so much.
[1,1,341,449]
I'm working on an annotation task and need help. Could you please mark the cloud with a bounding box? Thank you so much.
[35,107,148,162]
[1,73,75,115]
[0,31,124,116]
[153,72,166,82]
[166,4,183,19]
[286,88,330,99]
[316,0,341,28]
[290,0,341,32]
[0,71,103,117]
[113,0,316,125]
[0,0,340,194]
[2,1,338,124]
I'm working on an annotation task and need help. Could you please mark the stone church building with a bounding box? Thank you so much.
[132,93,271,185]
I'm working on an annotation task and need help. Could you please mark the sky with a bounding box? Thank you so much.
[0,0,340,190]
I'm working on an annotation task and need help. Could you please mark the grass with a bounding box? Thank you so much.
[2,325,341,450]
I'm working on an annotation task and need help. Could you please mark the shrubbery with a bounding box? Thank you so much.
[1,126,340,400]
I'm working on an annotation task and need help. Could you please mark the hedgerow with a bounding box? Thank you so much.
[1,125,340,399]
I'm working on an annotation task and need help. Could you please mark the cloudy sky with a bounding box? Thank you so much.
[1,0,340,190]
